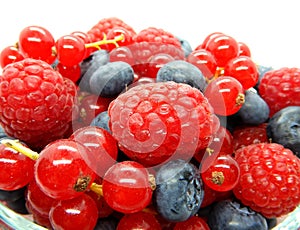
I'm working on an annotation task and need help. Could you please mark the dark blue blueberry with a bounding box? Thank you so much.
[236,89,270,125]
[89,61,134,97]
[154,159,204,222]
[5,195,28,214]
[78,50,110,92]
[254,65,273,91]
[90,111,111,133]
[93,216,119,230]
[156,60,207,92]
[267,106,300,158]
[207,199,268,230]
[176,36,193,57]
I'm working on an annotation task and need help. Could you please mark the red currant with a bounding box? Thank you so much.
[201,154,240,192]
[187,48,217,79]
[173,216,210,230]
[18,25,55,63]
[224,55,259,90]
[102,161,153,213]
[238,41,251,57]
[34,139,96,200]
[205,34,239,67]
[0,141,35,190]
[200,32,224,49]
[71,31,92,59]
[49,193,98,230]
[0,45,24,68]
[204,76,245,116]
[55,34,86,66]
[109,46,135,66]
[117,211,161,230]
[56,62,81,83]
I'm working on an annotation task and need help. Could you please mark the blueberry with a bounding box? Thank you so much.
[78,50,110,92]
[154,159,204,222]
[156,60,207,92]
[89,61,134,97]
[254,65,273,91]
[207,199,268,230]
[235,88,270,125]
[267,106,300,157]
[0,186,26,202]
[176,36,193,57]
[93,216,119,230]
[90,111,111,133]
[5,195,29,214]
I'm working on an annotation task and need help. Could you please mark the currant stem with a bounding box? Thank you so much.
[85,33,124,50]
[1,139,39,160]
[90,182,103,197]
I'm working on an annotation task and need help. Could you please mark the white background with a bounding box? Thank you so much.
[0,0,299,69]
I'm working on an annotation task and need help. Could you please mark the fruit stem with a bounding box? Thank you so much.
[1,139,39,160]
[89,182,103,197]
[85,33,124,50]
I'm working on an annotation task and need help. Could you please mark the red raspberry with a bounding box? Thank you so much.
[130,27,185,78]
[0,58,77,150]
[258,67,300,117]
[232,123,269,151]
[108,81,217,167]
[87,17,136,42]
[233,142,300,218]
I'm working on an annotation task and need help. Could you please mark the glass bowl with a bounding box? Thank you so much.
[1,201,300,229]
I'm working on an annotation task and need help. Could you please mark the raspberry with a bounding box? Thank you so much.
[87,17,136,42]
[232,123,269,151]
[108,81,217,167]
[258,67,300,117]
[0,58,77,150]
[233,142,300,218]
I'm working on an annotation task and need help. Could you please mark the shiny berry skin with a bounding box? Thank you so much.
[0,58,77,150]
[49,193,98,230]
[204,76,245,116]
[200,32,224,49]
[238,42,251,57]
[233,143,300,218]
[0,45,24,68]
[18,25,55,63]
[34,139,96,200]
[0,142,35,190]
[258,67,300,117]
[205,34,239,67]
[187,48,217,79]
[26,178,57,216]
[224,55,259,90]
[107,27,135,49]
[56,34,86,66]
[102,161,153,214]
[56,62,81,83]
[173,216,210,230]
[201,154,240,192]
[70,126,118,177]
[108,81,217,166]
[117,211,161,230]
[109,46,135,66]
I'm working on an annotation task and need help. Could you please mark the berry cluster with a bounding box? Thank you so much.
[0,16,300,230]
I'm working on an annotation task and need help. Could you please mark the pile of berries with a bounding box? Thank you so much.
[0,17,300,230]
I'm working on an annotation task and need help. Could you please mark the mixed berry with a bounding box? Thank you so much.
[0,16,300,230]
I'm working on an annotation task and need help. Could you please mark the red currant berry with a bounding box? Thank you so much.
[26,201,52,229]
[205,34,239,67]
[224,55,259,90]
[146,53,175,78]
[238,42,251,57]
[204,76,245,116]
[117,211,161,230]
[200,32,224,49]
[71,31,92,59]
[0,45,24,68]
[187,49,217,79]
[56,34,86,66]
[109,46,135,66]
[201,154,240,192]
[56,62,81,83]
[70,126,118,177]
[34,139,96,200]
[49,193,98,230]
[18,25,55,63]
[102,161,153,213]
[0,141,35,190]
[173,216,210,230]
